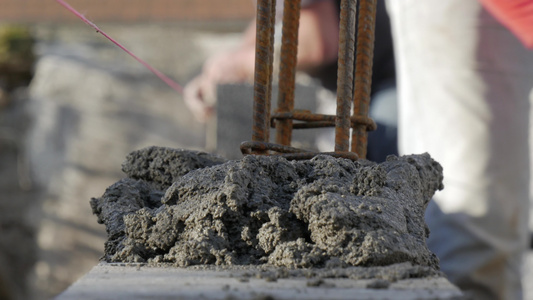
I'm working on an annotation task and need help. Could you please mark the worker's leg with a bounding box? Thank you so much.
[387,1,532,299]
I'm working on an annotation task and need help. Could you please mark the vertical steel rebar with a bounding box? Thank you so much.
[351,0,376,158]
[249,0,374,160]
[275,0,300,146]
[334,0,357,153]
[265,0,276,143]
[253,0,276,148]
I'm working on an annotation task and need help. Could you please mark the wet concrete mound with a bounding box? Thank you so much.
[91,146,443,273]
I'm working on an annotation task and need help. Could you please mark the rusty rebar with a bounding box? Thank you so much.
[241,141,308,154]
[335,0,357,153]
[265,0,276,143]
[240,141,359,161]
[279,151,358,160]
[351,0,377,158]
[275,0,301,146]
[272,111,376,130]
[245,0,376,162]
[253,0,276,149]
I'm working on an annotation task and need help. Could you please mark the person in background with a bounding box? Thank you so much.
[387,0,533,299]
[183,0,397,162]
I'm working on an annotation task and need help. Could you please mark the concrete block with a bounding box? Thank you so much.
[56,263,464,300]
[214,82,324,160]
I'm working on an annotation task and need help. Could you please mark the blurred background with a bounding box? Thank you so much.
[2,1,532,300]
[0,1,254,299]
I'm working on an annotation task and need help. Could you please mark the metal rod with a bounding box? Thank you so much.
[272,113,376,130]
[241,141,359,161]
[253,0,276,148]
[245,0,376,161]
[275,0,301,146]
[265,0,277,143]
[351,0,377,158]
[241,141,309,154]
[272,111,376,128]
[334,0,357,152]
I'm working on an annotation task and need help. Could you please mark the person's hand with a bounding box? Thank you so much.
[183,48,255,122]
[183,74,216,123]
[183,0,339,123]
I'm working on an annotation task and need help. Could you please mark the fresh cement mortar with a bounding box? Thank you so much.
[91,146,444,280]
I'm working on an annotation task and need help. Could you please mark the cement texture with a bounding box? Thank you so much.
[91,146,444,274]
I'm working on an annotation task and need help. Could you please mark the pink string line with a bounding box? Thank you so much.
[55,0,184,94]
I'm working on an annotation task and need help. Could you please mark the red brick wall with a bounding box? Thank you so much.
[0,0,255,23]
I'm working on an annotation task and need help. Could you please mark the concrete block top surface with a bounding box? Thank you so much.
[56,263,464,300]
